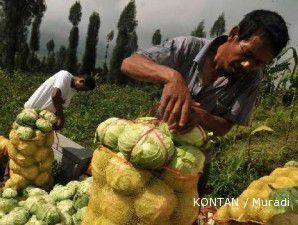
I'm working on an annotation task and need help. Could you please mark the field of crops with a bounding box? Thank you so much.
[0,69,297,199]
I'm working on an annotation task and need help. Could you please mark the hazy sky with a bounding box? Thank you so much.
[40,0,298,65]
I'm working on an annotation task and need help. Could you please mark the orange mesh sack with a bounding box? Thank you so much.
[83,147,201,225]
[214,166,298,225]
[4,108,57,190]
[84,117,208,225]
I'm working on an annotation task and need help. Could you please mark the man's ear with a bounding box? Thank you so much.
[228,26,240,42]
[79,78,85,85]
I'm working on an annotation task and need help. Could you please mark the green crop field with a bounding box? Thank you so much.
[0,69,297,198]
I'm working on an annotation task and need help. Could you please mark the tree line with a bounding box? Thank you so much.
[0,0,226,84]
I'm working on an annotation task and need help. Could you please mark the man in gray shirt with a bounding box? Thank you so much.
[121,10,289,136]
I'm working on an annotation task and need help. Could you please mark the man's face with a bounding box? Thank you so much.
[74,78,89,91]
[215,29,274,79]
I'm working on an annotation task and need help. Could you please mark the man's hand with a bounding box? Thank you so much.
[169,101,201,134]
[53,114,65,130]
[158,72,192,127]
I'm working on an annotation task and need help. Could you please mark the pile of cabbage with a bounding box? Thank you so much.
[0,176,92,225]
[5,109,57,190]
[94,117,207,174]
[12,109,57,141]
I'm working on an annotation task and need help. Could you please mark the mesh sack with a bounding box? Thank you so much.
[214,166,298,224]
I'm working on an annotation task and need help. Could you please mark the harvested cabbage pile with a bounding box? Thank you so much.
[94,118,131,150]
[95,117,208,171]
[118,123,175,169]
[0,176,92,225]
[214,166,298,224]
[14,109,57,141]
[5,108,57,190]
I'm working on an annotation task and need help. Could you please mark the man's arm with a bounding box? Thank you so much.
[169,102,233,136]
[51,88,65,130]
[121,54,192,127]
[191,104,233,136]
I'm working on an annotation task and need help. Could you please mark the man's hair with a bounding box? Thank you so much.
[79,74,96,90]
[238,10,289,57]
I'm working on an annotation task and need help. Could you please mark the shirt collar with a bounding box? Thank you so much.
[193,35,228,64]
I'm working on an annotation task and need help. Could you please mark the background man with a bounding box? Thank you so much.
[24,70,96,130]
[121,10,289,136]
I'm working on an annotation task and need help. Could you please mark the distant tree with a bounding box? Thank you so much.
[47,52,56,73]
[68,1,82,26]
[191,20,206,38]
[55,45,67,71]
[152,29,162,45]
[30,0,46,53]
[1,0,41,72]
[46,39,55,56]
[65,1,82,74]
[109,0,138,83]
[210,13,226,37]
[15,43,30,70]
[129,31,138,52]
[81,12,100,74]
[103,30,114,75]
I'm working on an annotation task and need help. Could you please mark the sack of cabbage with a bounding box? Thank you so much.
[0,176,92,225]
[84,117,209,225]
[4,108,57,190]
[94,117,210,193]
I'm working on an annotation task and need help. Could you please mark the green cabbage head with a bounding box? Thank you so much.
[36,119,52,133]
[118,123,175,169]
[0,197,18,213]
[172,126,206,147]
[2,188,17,199]
[25,215,47,225]
[0,207,29,225]
[169,145,205,174]
[95,117,131,150]
[39,110,57,124]
[16,109,38,127]
[16,126,35,140]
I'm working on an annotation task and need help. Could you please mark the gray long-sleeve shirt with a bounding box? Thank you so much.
[136,36,262,126]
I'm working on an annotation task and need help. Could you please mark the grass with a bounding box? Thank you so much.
[0,69,296,197]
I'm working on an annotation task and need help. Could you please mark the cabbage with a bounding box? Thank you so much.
[2,188,17,198]
[269,186,298,213]
[21,196,47,213]
[49,184,77,202]
[16,126,35,140]
[169,145,205,174]
[134,179,177,224]
[135,117,159,124]
[118,123,175,169]
[105,157,152,195]
[285,161,298,168]
[0,211,5,219]
[72,207,87,225]
[22,186,48,198]
[73,179,91,209]
[34,204,61,225]
[0,197,18,213]
[39,110,57,124]
[60,212,72,225]
[22,197,61,224]
[134,117,172,137]
[94,117,131,150]
[35,119,52,133]
[16,109,38,127]
[25,215,47,225]
[0,207,29,225]
[172,126,206,147]
[56,200,75,215]
[12,122,20,130]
